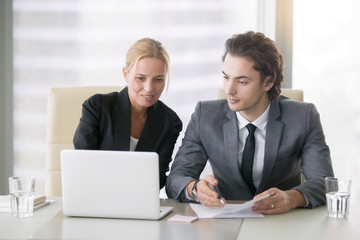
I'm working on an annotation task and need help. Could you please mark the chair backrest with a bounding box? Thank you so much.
[46,86,125,196]
[217,88,304,101]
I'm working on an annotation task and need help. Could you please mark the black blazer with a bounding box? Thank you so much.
[73,87,182,189]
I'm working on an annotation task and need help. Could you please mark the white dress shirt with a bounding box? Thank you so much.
[129,136,139,151]
[236,104,270,189]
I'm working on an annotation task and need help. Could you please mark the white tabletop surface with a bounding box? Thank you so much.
[237,204,360,240]
[0,196,62,240]
[1,197,359,240]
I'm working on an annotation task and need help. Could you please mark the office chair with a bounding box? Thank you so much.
[217,88,306,183]
[46,86,124,196]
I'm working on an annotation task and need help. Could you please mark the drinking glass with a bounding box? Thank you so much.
[325,177,351,218]
[8,176,36,217]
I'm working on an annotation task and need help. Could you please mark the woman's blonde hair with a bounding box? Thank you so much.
[125,38,170,87]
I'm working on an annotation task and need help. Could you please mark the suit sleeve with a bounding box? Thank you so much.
[166,102,209,201]
[293,103,334,208]
[73,95,102,149]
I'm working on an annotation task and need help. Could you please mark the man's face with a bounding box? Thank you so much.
[222,54,273,121]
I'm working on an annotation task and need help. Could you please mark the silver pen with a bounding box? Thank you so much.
[206,181,225,205]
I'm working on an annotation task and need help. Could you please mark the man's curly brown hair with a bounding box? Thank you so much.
[222,31,284,101]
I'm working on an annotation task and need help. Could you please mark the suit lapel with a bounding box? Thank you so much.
[258,100,283,191]
[136,102,164,151]
[112,87,131,150]
[223,109,250,191]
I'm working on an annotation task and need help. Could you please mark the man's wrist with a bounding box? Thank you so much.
[191,179,201,202]
[187,180,196,199]
[286,189,306,208]
[187,179,201,201]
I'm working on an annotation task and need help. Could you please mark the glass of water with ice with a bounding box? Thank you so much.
[8,176,36,217]
[325,177,351,218]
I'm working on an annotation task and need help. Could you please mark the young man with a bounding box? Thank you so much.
[166,31,334,214]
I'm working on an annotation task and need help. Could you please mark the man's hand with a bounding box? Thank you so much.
[187,175,226,207]
[252,188,306,214]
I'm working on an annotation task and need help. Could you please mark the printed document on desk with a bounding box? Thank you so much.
[190,194,271,218]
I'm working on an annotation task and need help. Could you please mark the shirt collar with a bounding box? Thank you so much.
[235,103,270,131]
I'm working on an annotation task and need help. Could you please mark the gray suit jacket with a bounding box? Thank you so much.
[166,96,334,208]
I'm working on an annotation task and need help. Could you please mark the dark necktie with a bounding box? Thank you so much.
[240,123,257,195]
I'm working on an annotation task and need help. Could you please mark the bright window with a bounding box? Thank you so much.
[293,0,360,202]
[13,0,263,194]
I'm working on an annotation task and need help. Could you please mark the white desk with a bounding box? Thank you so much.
[0,198,242,240]
[0,197,62,240]
[1,198,359,240]
[238,204,360,240]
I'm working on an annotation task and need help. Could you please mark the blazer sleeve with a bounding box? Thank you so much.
[166,102,209,201]
[158,115,182,189]
[293,103,334,208]
[73,94,103,149]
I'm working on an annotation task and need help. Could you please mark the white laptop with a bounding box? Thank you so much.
[60,149,173,220]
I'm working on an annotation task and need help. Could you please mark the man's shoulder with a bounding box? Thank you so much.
[193,99,231,123]
[275,96,317,120]
[277,96,314,109]
[197,99,229,112]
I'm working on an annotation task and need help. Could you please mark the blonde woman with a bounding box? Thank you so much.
[73,38,182,189]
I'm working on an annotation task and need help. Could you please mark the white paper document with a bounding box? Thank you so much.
[190,194,271,218]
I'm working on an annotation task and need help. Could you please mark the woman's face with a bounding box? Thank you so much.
[123,57,166,110]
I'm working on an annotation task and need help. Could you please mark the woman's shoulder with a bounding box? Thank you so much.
[154,100,181,122]
[82,92,121,115]
[86,91,119,104]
